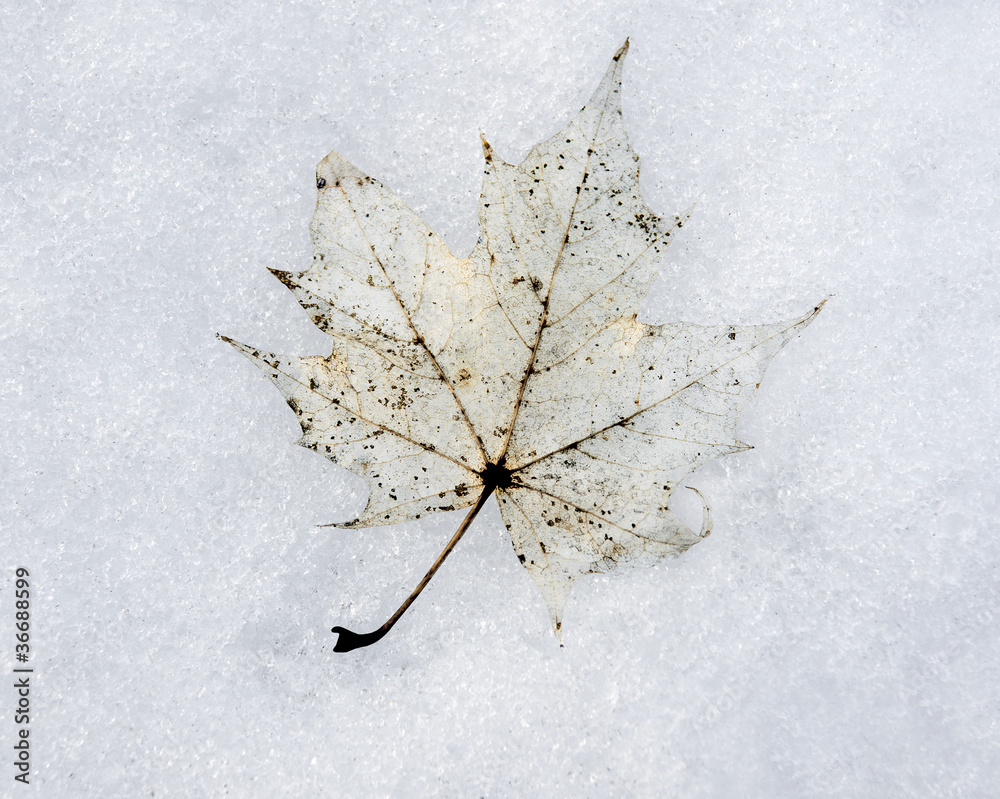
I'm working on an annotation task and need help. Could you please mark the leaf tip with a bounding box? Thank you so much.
[797,298,828,329]
[268,268,297,290]
[479,132,494,161]
[217,332,242,349]
[318,518,360,529]
[613,39,630,62]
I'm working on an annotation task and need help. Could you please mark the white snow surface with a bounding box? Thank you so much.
[3,1,998,797]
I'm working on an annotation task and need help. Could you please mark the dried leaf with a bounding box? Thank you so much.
[223,41,821,644]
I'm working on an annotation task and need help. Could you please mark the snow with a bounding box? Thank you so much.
[3,1,998,796]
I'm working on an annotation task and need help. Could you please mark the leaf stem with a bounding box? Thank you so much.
[331,484,496,652]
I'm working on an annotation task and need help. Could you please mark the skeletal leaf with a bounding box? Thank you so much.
[223,41,821,646]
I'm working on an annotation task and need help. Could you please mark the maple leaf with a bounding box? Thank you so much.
[222,41,822,651]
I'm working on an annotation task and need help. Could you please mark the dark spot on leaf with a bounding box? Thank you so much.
[480,459,513,491]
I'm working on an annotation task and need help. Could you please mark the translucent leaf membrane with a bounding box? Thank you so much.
[226,41,822,637]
